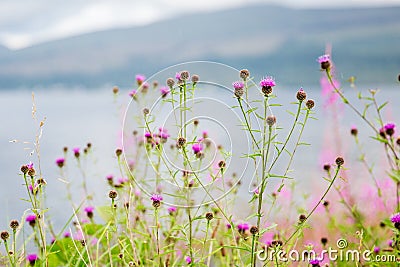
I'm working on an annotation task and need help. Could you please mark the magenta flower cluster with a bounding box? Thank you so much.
[150,194,163,202]
[317,54,330,63]
[259,77,276,87]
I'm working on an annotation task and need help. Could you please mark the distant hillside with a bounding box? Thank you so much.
[0,4,399,88]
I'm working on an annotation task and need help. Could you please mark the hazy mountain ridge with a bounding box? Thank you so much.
[1,4,399,88]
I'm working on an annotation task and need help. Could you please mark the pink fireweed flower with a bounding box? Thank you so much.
[55,157,65,168]
[160,86,170,97]
[27,254,38,265]
[192,143,203,154]
[185,256,192,264]
[259,77,276,88]
[135,74,146,86]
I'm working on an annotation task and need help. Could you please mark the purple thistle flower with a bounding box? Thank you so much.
[309,259,320,266]
[390,212,400,223]
[27,254,38,265]
[253,188,259,195]
[135,74,146,85]
[145,132,152,138]
[84,206,95,213]
[106,174,113,181]
[192,143,203,154]
[117,177,128,184]
[27,162,34,169]
[26,214,37,222]
[168,206,177,214]
[259,77,276,88]
[151,194,163,202]
[160,132,170,140]
[384,122,396,136]
[175,72,181,81]
[63,232,71,238]
[129,89,137,98]
[388,239,394,247]
[237,223,249,232]
[317,54,330,63]
[185,256,192,264]
[226,223,232,229]
[160,86,170,97]
[232,81,244,90]
[55,157,65,168]
[73,147,80,154]
[373,246,380,253]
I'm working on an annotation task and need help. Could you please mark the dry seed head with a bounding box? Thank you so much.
[266,115,276,127]
[205,212,214,221]
[250,226,258,235]
[10,220,19,230]
[180,71,189,80]
[240,69,250,80]
[21,165,29,174]
[115,148,122,157]
[191,74,199,84]
[166,78,175,88]
[234,87,244,98]
[27,168,36,177]
[109,190,118,199]
[177,137,186,148]
[0,231,9,241]
[296,89,307,101]
[335,157,344,167]
[306,99,315,109]
[262,86,273,96]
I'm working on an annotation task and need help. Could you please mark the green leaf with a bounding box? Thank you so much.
[378,101,388,111]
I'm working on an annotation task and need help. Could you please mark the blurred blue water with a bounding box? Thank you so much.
[0,84,399,231]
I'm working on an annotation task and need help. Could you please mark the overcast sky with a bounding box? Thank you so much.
[1,0,399,50]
